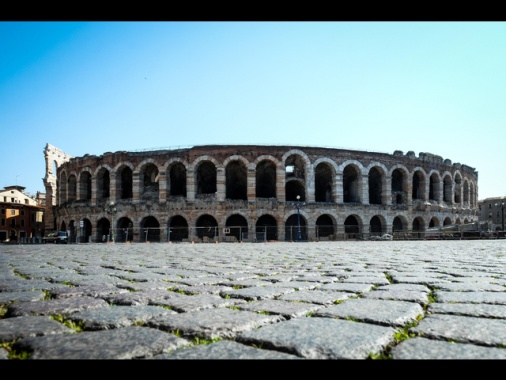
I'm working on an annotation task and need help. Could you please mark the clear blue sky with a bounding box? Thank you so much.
[1,21,505,200]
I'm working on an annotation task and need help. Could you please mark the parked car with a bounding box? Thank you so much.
[42,231,68,244]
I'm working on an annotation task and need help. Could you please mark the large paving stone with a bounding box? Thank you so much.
[0,316,76,342]
[411,314,506,346]
[149,339,303,359]
[147,307,285,339]
[314,298,424,327]
[5,296,109,317]
[12,326,190,359]
[237,317,397,359]
[391,337,506,359]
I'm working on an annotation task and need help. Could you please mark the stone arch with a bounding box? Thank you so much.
[314,161,335,203]
[283,150,310,202]
[442,172,453,204]
[193,158,218,197]
[168,215,189,242]
[196,214,219,240]
[137,161,160,200]
[95,166,111,201]
[315,214,336,239]
[366,164,387,205]
[59,171,68,204]
[67,173,77,202]
[411,167,427,201]
[141,215,161,242]
[225,213,249,241]
[344,214,362,238]
[369,215,386,236]
[256,214,278,241]
[255,157,278,199]
[78,169,92,201]
[117,216,134,242]
[114,162,134,200]
[224,157,248,200]
[342,162,362,203]
[428,170,441,202]
[390,165,409,205]
[412,216,425,238]
[166,159,188,198]
[454,171,462,204]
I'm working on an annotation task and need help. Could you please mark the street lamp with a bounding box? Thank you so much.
[106,201,117,243]
[295,195,305,242]
[495,201,505,232]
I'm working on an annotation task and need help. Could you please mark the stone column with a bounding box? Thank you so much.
[216,167,225,201]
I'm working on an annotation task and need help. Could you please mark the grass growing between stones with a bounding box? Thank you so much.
[51,314,85,332]
[369,319,421,360]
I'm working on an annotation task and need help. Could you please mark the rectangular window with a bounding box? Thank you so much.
[10,209,15,216]
[10,219,15,227]
[21,220,24,227]
[1,219,5,226]
[1,209,4,214]
[21,210,25,216]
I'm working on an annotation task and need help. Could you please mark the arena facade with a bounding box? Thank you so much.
[43,143,479,243]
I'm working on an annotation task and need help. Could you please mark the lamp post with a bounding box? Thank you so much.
[106,201,117,243]
[496,201,505,232]
[295,195,305,242]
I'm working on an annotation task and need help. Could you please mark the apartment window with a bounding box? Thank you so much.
[10,210,15,216]
[1,219,4,226]
[21,220,24,227]
[10,219,15,227]
[1,209,4,214]
[489,203,492,209]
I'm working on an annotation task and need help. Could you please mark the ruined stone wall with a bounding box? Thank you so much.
[43,143,73,231]
[50,144,480,243]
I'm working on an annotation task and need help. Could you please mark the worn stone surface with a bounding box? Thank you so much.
[1,240,506,360]
[237,317,397,359]
[12,326,190,360]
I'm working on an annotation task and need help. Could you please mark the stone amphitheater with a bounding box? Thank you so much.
[42,143,479,243]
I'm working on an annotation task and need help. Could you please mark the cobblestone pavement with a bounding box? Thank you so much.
[1,240,506,360]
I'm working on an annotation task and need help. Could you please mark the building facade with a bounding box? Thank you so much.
[0,185,45,242]
[43,144,480,243]
[478,196,506,231]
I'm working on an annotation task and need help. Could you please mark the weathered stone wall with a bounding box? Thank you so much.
[46,144,479,242]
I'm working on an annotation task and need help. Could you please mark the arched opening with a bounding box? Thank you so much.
[141,163,159,200]
[343,165,360,203]
[316,214,335,239]
[226,214,248,242]
[141,216,160,242]
[196,161,217,196]
[370,215,383,236]
[97,168,110,201]
[117,217,134,242]
[344,215,360,239]
[118,166,133,200]
[225,160,247,200]
[169,162,187,197]
[96,217,110,243]
[196,214,218,241]
[79,171,92,201]
[314,162,333,202]
[256,160,276,199]
[256,215,278,242]
[285,213,307,241]
[368,167,383,205]
[169,215,189,242]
